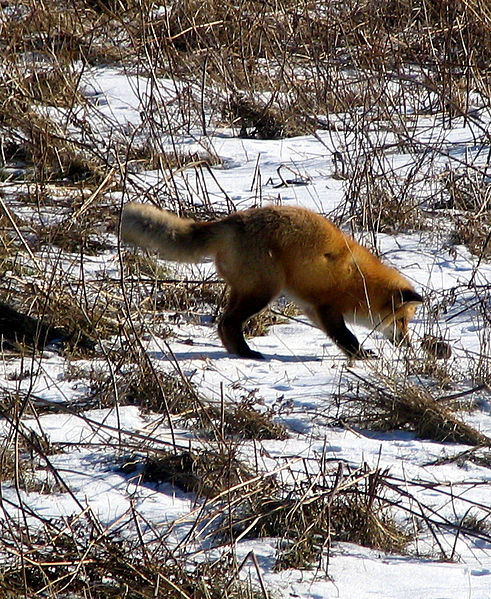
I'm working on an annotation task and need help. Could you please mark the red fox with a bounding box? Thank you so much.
[121,204,423,360]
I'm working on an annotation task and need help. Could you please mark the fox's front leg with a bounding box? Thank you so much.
[314,305,376,359]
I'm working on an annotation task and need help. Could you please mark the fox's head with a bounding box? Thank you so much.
[378,288,423,346]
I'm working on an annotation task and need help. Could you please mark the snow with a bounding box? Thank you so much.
[1,66,490,599]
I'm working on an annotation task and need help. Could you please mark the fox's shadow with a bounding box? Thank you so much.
[149,348,321,363]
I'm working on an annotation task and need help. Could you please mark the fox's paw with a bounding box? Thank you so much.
[234,348,265,360]
[353,348,378,360]
[245,349,265,360]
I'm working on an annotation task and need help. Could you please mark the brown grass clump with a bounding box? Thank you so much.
[120,449,411,569]
[120,367,197,415]
[224,463,411,570]
[128,144,224,172]
[354,182,427,236]
[33,218,113,255]
[213,397,289,441]
[433,169,491,261]
[345,371,491,446]
[420,335,453,361]
[0,443,16,484]
[28,288,115,349]
[0,424,64,494]
[123,247,226,315]
[96,358,287,441]
[121,448,255,500]
[244,308,283,339]
[451,215,491,261]
[0,298,96,354]
[222,93,311,139]
[0,516,263,599]
[0,1,132,66]
[155,280,225,314]
[243,302,299,340]
[24,66,84,109]
[0,102,106,185]
[18,113,106,184]
[334,155,429,238]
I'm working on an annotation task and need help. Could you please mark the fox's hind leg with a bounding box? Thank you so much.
[218,290,275,359]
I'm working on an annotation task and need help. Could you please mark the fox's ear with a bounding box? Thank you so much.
[398,289,423,306]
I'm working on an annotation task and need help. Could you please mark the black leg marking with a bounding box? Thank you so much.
[218,292,273,359]
[315,305,376,359]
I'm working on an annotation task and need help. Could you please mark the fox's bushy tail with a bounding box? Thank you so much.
[121,203,220,263]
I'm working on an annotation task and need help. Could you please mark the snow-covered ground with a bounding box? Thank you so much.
[1,67,490,598]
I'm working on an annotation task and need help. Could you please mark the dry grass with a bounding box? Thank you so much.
[451,215,491,260]
[108,362,198,415]
[121,447,255,500]
[242,465,412,571]
[209,396,289,441]
[243,303,297,339]
[0,516,264,599]
[347,179,428,237]
[222,93,312,139]
[0,416,64,494]
[339,369,490,446]
[121,448,412,570]
[426,168,491,260]
[0,1,490,596]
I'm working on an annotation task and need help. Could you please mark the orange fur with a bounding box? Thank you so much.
[122,204,423,359]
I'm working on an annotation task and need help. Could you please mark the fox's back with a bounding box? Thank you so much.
[215,206,407,314]
[220,206,339,249]
[216,206,354,291]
